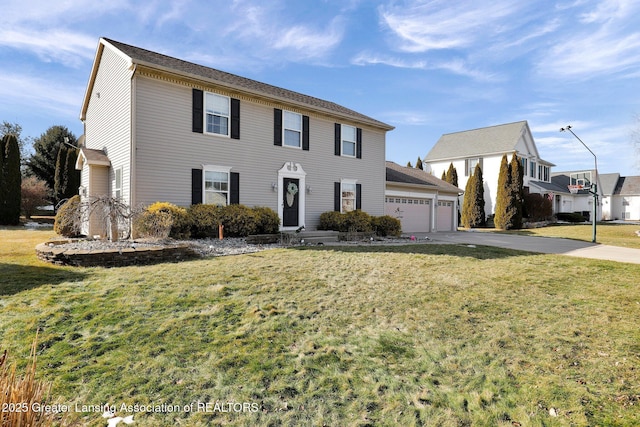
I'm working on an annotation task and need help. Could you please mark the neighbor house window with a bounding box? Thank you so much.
[543,166,550,182]
[114,167,122,201]
[205,93,230,136]
[466,158,480,176]
[530,161,536,178]
[341,181,357,212]
[204,166,231,205]
[341,125,356,157]
[283,111,302,148]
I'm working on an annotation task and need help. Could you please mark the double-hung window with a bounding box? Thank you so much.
[530,161,536,178]
[283,111,302,148]
[204,167,231,205]
[205,93,230,136]
[341,181,357,212]
[341,125,356,157]
[466,158,480,176]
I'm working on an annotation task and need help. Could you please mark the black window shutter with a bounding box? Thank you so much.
[334,123,341,156]
[230,172,240,204]
[356,128,362,159]
[230,98,240,139]
[302,115,309,151]
[356,183,362,210]
[274,109,282,146]
[334,182,341,212]
[192,89,203,133]
[191,169,203,204]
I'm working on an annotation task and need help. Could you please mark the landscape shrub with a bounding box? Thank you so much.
[216,204,258,237]
[135,210,173,239]
[145,202,190,239]
[253,206,280,234]
[53,195,82,237]
[344,209,373,232]
[557,212,587,223]
[319,211,345,231]
[372,215,402,237]
[187,204,222,238]
[523,193,553,221]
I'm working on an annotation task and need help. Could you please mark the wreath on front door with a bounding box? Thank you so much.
[286,182,299,207]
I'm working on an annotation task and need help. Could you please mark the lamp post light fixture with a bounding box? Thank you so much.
[559,125,598,243]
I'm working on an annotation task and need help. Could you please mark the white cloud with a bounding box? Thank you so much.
[0,72,83,117]
[0,29,96,67]
[272,17,345,59]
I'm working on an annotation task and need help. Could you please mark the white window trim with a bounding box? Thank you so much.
[282,110,302,149]
[341,178,358,213]
[204,92,231,138]
[202,164,232,206]
[341,124,356,158]
[467,158,480,176]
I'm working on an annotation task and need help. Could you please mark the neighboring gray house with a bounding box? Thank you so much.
[423,121,554,219]
[550,170,604,221]
[77,38,393,236]
[385,161,461,232]
[601,174,640,221]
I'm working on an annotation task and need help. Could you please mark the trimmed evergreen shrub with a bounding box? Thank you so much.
[54,195,82,237]
[253,206,280,234]
[372,215,401,237]
[494,154,512,230]
[557,212,587,223]
[217,204,258,237]
[344,209,373,232]
[187,204,222,238]
[319,211,345,231]
[461,164,485,228]
[0,134,21,225]
[135,210,173,239]
[146,202,191,239]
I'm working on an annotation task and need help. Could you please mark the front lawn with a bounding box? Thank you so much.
[1,228,639,426]
[507,223,640,249]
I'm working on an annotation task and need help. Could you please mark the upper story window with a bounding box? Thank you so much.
[530,161,536,178]
[466,158,481,176]
[543,166,550,182]
[204,166,231,205]
[205,93,230,136]
[521,157,527,171]
[283,111,302,148]
[341,125,356,157]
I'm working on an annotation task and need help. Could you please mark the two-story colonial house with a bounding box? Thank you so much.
[76,38,393,236]
[423,121,554,219]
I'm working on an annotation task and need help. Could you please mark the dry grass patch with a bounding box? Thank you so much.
[1,229,639,426]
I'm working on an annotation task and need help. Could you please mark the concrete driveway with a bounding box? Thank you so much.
[423,231,640,264]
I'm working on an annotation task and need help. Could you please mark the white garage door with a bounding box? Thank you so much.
[437,201,454,231]
[385,197,431,233]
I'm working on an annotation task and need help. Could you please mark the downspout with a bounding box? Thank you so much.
[129,63,137,210]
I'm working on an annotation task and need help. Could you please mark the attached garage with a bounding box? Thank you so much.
[385,197,431,233]
[385,161,461,233]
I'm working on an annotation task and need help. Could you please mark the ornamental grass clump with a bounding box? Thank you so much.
[0,336,55,427]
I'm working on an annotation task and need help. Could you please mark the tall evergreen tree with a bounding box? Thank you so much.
[494,154,512,229]
[65,148,80,198]
[441,170,447,181]
[461,163,485,228]
[27,126,77,205]
[445,162,459,187]
[54,144,68,203]
[509,153,524,229]
[0,134,22,225]
[406,161,413,168]
[415,156,423,170]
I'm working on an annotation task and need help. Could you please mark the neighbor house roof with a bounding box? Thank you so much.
[424,121,553,165]
[81,38,393,131]
[528,180,570,194]
[386,161,461,194]
[614,176,640,196]
[599,173,621,196]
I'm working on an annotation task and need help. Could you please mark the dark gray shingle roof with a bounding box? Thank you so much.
[386,161,461,194]
[614,176,640,195]
[102,38,393,130]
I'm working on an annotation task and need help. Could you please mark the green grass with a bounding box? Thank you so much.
[504,223,640,249]
[1,228,639,426]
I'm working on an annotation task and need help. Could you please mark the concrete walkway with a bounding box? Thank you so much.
[419,231,640,264]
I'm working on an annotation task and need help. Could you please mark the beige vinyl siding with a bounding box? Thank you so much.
[134,75,386,229]
[83,45,132,205]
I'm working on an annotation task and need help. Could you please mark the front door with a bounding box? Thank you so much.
[282,178,300,227]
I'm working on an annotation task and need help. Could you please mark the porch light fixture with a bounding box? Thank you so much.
[271,182,277,191]
[306,184,312,194]
[559,125,598,243]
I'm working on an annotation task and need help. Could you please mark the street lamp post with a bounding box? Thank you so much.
[559,125,598,243]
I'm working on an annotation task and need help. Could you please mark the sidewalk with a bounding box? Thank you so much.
[421,231,640,264]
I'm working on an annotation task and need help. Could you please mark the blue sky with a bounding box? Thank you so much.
[1,0,639,176]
